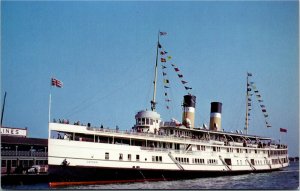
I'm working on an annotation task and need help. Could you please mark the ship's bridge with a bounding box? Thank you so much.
[134,110,161,133]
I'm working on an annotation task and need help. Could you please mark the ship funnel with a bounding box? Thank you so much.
[209,102,222,131]
[182,94,196,128]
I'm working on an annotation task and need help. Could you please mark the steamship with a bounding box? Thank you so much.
[48,34,289,187]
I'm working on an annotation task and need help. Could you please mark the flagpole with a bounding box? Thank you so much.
[49,91,52,123]
[151,31,160,111]
[49,79,53,123]
[279,131,281,145]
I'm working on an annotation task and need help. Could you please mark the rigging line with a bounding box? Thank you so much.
[64,66,152,118]
[62,45,156,118]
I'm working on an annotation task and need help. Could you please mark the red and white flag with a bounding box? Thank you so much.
[51,78,63,88]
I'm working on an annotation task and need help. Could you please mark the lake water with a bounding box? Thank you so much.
[2,162,299,190]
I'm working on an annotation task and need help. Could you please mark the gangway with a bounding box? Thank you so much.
[264,157,272,169]
[168,152,184,170]
[219,155,231,171]
[246,158,256,170]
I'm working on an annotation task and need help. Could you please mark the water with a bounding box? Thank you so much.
[2,162,299,190]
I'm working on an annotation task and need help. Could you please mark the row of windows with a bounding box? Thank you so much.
[116,153,140,161]
[175,157,190,164]
[208,159,218,164]
[212,147,221,152]
[152,156,162,162]
[103,152,286,167]
[270,150,287,156]
[271,157,288,164]
[196,145,206,151]
[1,159,47,168]
[196,145,280,155]
[136,118,159,125]
[192,158,205,164]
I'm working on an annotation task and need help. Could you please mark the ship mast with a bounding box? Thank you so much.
[245,73,249,134]
[151,32,160,111]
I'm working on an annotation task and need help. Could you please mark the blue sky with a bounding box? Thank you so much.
[1,1,299,156]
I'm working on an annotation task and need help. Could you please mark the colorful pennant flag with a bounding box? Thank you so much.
[161,58,166,62]
[185,86,192,90]
[181,80,188,84]
[247,72,252,76]
[178,74,183,78]
[167,56,172,60]
[164,79,169,84]
[280,128,287,133]
[174,68,180,72]
[158,43,162,48]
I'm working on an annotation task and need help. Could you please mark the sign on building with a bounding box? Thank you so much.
[1,127,27,137]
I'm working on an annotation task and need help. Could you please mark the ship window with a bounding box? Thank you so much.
[146,118,149,125]
[159,156,162,162]
[128,154,131,161]
[136,155,140,161]
[142,118,145,125]
[1,160,6,167]
[213,147,216,152]
[138,118,142,125]
[197,145,200,150]
[150,119,153,125]
[255,150,257,154]
[105,152,109,160]
[119,153,123,160]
